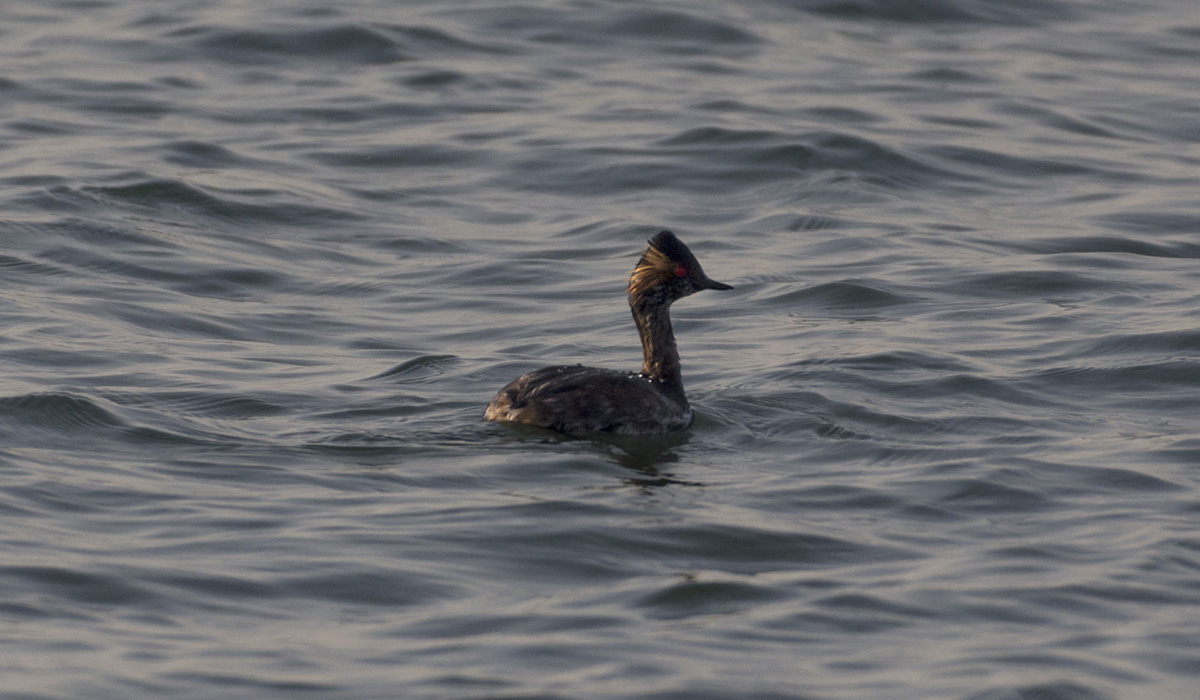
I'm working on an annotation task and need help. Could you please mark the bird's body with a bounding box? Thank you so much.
[484,230,732,434]
[484,365,694,434]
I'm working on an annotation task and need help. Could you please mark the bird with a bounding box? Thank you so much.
[484,230,732,434]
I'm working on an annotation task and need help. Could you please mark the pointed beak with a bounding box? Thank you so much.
[702,277,733,291]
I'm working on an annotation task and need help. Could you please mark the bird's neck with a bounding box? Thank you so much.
[631,295,686,406]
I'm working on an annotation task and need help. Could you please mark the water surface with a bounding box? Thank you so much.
[3,1,1200,698]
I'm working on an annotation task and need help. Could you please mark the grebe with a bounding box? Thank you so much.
[484,230,732,434]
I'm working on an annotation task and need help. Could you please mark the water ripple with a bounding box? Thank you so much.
[0,392,125,434]
[184,24,413,65]
[80,179,362,226]
[801,0,1082,25]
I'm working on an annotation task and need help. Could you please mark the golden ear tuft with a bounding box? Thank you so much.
[628,245,674,299]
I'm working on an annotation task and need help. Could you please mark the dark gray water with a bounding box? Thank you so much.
[3,1,1200,698]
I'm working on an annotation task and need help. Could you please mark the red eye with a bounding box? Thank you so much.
[674,264,687,277]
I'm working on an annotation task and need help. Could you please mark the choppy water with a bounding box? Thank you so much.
[4,1,1200,698]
